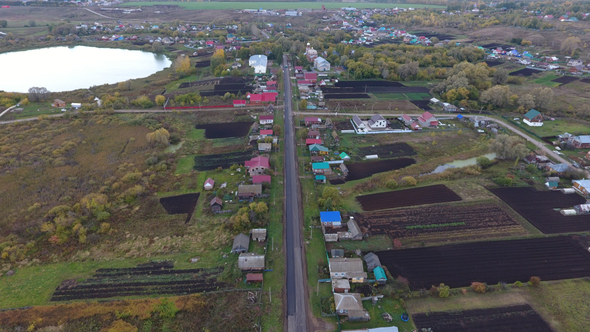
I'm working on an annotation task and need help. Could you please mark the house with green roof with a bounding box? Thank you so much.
[312,162,332,175]
[309,144,329,155]
[339,152,350,161]
[374,266,387,284]
[315,175,326,183]
[523,109,543,127]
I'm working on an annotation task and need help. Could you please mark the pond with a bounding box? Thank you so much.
[425,153,497,175]
[0,46,171,92]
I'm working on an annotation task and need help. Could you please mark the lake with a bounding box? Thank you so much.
[0,46,171,93]
[424,153,498,175]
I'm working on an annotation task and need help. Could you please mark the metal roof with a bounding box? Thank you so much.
[321,211,342,223]
[238,253,265,269]
[329,257,363,273]
[231,233,249,253]
[249,54,268,67]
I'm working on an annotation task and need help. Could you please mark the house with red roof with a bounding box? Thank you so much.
[305,117,321,126]
[401,114,412,126]
[233,100,247,107]
[248,92,277,104]
[306,138,322,145]
[252,175,271,184]
[259,115,274,125]
[245,156,270,176]
[260,129,273,136]
[417,111,438,127]
[206,40,214,47]
[304,72,318,81]
[204,178,215,190]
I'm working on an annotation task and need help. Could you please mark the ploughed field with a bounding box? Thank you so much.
[344,158,416,181]
[490,187,590,234]
[355,203,525,244]
[177,76,252,96]
[356,185,460,211]
[552,76,579,85]
[509,68,544,77]
[51,262,228,301]
[193,150,253,171]
[357,142,416,159]
[159,193,200,223]
[195,122,253,139]
[412,304,553,332]
[378,236,590,290]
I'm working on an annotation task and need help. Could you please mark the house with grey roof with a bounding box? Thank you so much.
[334,293,370,321]
[568,135,590,148]
[363,252,381,272]
[329,258,367,282]
[238,253,265,271]
[548,163,570,174]
[231,233,249,253]
[352,115,365,129]
[314,57,331,71]
[367,114,387,129]
[250,228,267,242]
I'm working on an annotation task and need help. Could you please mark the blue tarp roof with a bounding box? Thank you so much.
[315,175,326,180]
[457,114,464,119]
[320,211,342,223]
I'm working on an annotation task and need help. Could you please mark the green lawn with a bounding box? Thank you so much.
[406,92,432,100]
[5,102,63,120]
[522,118,590,137]
[122,2,444,10]
[187,128,205,140]
[340,297,415,331]
[175,154,196,175]
[373,93,408,100]
[533,74,561,87]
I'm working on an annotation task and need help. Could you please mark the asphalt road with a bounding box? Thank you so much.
[283,55,308,332]
[295,111,580,172]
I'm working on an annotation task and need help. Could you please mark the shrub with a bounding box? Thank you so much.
[438,283,450,298]
[386,179,398,189]
[461,288,467,295]
[471,282,487,293]
[429,285,439,296]
[476,156,491,169]
[153,298,179,318]
[132,95,153,109]
[155,95,166,106]
[514,281,523,287]
[529,276,541,287]
[400,176,417,187]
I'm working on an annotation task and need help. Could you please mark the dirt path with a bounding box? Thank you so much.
[0,105,16,119]
[84,8,114,19]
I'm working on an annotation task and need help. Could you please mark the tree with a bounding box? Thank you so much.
[118,81,131,91]
[397,61,419,80]
[400,176,417,187]
[132,95,153,109]
[146,128,170,146]
[173,55,193,78]
[28,20,36,27]
[492,68,508,85]
[430,36,439,44]
[438,283,450,298]
[300,99,307,109]
[210,49,226,72]
[476,156,491,169]
[480,85,511,108]
[518,94,536,110]
[490,134,528,160]
[273,124,282,136]
[561,36,581,55]
[471,282,487,293]
[0,20,7,28]
[155,95,166,106]
[386,179,398,189]
[152,41,163,53]
[529,276,541,287]
[532,87,553,110]
[28,87,50,102]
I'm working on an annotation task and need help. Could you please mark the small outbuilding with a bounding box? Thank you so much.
[246,273,264,283]
[204,178,215,190]
[251,228,267,242]
[210,196,223,212]
[231,233,250,253]
[238,253,265,271]
[363,252,382,272]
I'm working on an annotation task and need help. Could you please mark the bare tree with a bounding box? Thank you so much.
[492,68,508,85]
[518,94,536,110]
[480,85,511,108]
[561,36,581,56]
[28,87,50,102]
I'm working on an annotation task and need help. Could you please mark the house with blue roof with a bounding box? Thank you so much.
[315,174,326,183]
[320,211,342,227]
[573,179,590,196]
[374,266,387,284]
[548,163,570,174]
[312,162,332,175]
[567,135,590,149]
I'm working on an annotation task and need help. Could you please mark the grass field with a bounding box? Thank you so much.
[533,74,561,87]
[521,118,590,137]
[175,154,196,174]
[122,2,444,10]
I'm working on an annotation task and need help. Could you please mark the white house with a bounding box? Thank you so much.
[204,178,215,190]
[249,55,268,74]
[367,114,387,129]
[523,109,543,127]
[352,115,365,129]
[314,57,331,71]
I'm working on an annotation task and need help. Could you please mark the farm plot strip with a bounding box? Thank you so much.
[159,193,200,223]
[51,263,227,301]
[490,187,590,234]
[357,142,416,159]
[552,76,579,85]
[355,203,524,243]
[195,122,253,139]
[356,184,460,211]
[194,150,253,171]
[344,158,416,182]
[509,68,543,77]
[412,304,553,332]
[377,236,590,290]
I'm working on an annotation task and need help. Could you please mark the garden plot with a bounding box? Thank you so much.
[324,93,371,99]
[551,76,579,85]
[410,32,456,40]
[356,184,460,211]
[355,203,524,244]
[377,236,590,290]
[193,150,253,171]
[412,304,553,332]
[489,187,590,234]
[344,158,416,181]
[195,122,253,139]
[50,261,227,301]
[484,60,503,67]
[410,100,432,110]
[159,193,200,223]
[509,68,544,77]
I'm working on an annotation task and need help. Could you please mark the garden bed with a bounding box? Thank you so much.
[193,150,253,171]
[509,68,544,77]
[551,76,579,85]
[159,193,200,223]
[377,236,590,289]
[345,158,416,181]
[195,122,253,139]
[356,184,459,211]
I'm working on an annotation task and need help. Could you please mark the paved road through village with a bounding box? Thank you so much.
[282,55,308,332]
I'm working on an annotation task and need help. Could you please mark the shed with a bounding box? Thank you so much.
[339,152,351,161]
[204,178,215,190]
[320,211,342,227]
[231,233,249,253]
[238,184,263,199]
[246,273,263,283]
[315,174,326,183]
[210,196,223,212]
[250,228,267,242]
[331,249,344,258]
[238,252,265,271]
[258,142,272,152]
[374,266,387,284]
[332,278,351,293]
[363,252,381,272]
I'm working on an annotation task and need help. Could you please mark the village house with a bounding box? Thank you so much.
[204,178,215,190]
[258,142,272,152]
[304,72,318,82]
[231,233,249,253]
[311,155,325,162]
[249,54,268,74]
[329,257,367,282]
[367,114,387,129]
[307,130,321,139]
[334,293,370,321]
[309,144,329,155]
[238,253,265,271]
[210,197,223,212]
[252,175,271,184]
[249,93,277,105]
[52,99,66,108]
[401,114,413,126]
[339,152,351,161]
[417,111,438,127]
[245,156,270,176]
[338,218,362,241]
[547,163,570,174]
[250,228,267,242]
[306,138,322,145]
[305,117,321,126]
[315,174,326,183]
[363,252,382,272]
[320,211,342,228]
[259,115,274,125]
[568,135,590,148]
[312,162,332,175]
[332,279,351,293]
[523,109,543,127]
[260,129,273,137]
[314,57,331,71]
[237,184,263,200]
[233,100,247,107]
[567,59,583,67]
[352,115,366,129]
[573,179,590,196]
[443,103,459,112]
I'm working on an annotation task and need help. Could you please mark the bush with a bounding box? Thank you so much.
[400,176,417,187]
[514,281,523,287]
[132,95,153,109]
[438,283,450,298]
[493,176,513,187]
[529,276,541,287]
[153,298,179,318]
[386,179,398,189]
[155,95,166,106]
[471,282,487,293]
[476,156,491,169]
